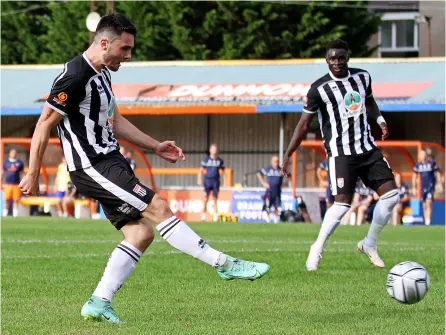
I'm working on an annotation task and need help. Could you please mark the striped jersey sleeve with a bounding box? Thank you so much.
[303,84,323,114]
[365,72,373,98]
[46,64,84,117]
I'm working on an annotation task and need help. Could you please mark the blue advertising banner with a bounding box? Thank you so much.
[231,191,322,223]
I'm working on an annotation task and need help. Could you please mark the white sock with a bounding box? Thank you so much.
[156,216,224,267]
[93,241,142,302]
[364,190,399,247]
[315,202,351,247]
[12,207,18,217]
[425,218,431,225]
[201,213,207,221]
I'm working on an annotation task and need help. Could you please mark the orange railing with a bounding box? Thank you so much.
[1,137,233,192]
[291,140,445,200]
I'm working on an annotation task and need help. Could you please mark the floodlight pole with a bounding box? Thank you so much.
[89,0,96,45]
[106,0,115,14]
[426,16,432,57]
[279,113,285,166]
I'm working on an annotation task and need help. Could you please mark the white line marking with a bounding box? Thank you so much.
[1,239,443,247]
[2,246,437,260]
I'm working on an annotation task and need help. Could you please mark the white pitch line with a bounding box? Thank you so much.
[2,246,437,260]
[3,248,282,259]
[1,239,444,247]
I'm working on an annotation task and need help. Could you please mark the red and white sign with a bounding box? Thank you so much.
[39,82,433,103]
[158,189,232,222]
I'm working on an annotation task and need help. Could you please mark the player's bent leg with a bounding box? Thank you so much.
[212,193,219,222]
[121,218,155,252]
[392,203,402,226]
[202,193,210,221]
[307,194,352,271]
[143,195,270,281]
[358,181,399,268]
[356,205,368,226]
[262,197,271,223]
[82,219,153,324]
[424,198,432,225]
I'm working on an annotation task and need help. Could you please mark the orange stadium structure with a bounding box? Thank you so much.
[0,137,234,193]
[1,137,443,201]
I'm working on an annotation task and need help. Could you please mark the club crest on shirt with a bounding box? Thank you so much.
[337,178,344,188]
[342,91,363,119]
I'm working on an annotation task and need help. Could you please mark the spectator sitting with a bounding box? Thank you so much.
[54,157,70,217]
[281,196,312,223]
[392,172,411,225]
[62,181,78,218]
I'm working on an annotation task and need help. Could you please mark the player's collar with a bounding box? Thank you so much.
[83,52,101,74]
[329,70,350,81]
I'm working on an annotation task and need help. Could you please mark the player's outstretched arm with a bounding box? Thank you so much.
[113,108,185,163]
[281,112,314,176]
[19,106,63,195]
[113,108,160,151]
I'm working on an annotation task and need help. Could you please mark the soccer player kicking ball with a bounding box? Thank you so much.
[19,13,269,324]
[281,39,399,271]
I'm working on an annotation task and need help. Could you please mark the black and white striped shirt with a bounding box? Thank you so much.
[46,52,119,171]
[303,68,377,157]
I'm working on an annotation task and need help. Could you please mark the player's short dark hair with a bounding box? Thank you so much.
[326,39,349,52]
[95,13,138,38]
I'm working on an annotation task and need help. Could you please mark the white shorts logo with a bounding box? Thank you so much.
[133,184,147,197]
[337,178,344,188]
[117,203,132,214]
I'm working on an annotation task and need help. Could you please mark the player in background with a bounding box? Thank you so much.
[412,149,443,225]
[392,172,410,225]
[2,149,24,217]
[62,181,79,218]
[257,155,285,223]
[124,150,136,170]
[198,144,225,222]
[343,179,374,226]
[19,13,269,324]
[282,39,399,271]
[317,158,334,211]
[54,157,70,217]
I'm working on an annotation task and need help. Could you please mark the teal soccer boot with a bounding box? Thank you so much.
[81,296,122,324]
[216,256,270,281]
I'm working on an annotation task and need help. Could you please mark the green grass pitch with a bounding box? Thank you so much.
[2,217,444,335]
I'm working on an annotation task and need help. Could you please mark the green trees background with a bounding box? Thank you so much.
[1,1,381,64]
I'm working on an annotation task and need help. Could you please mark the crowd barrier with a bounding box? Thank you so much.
[1,187,444,225]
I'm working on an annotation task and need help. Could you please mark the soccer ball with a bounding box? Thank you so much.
[386,261,431,304]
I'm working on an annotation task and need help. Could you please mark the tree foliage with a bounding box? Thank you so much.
[1,1,381,64]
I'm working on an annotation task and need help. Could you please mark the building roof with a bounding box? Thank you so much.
[1,57,445,115]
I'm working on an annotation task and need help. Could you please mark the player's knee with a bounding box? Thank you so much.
[139,225,155,247]
[148,196,173,220]
[133,222,155,249]
[377,180,397,196]
[379,189,400,209]
[334,194,351,205]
